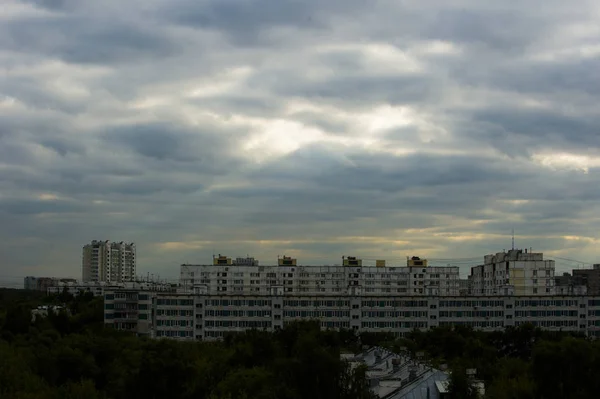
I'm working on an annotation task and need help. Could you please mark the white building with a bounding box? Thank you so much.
[48,280,176,297]
[180,257,461,297]
[82,240,136,283]
[103,289,600,341]
[470,249,555,296]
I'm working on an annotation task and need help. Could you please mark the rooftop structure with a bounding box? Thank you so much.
[407,256,428,267]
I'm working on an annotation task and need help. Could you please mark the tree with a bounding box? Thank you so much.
[446,365,479,399]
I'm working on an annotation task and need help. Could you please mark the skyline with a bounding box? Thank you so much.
[2,0,600,286]
[3,242,596,286]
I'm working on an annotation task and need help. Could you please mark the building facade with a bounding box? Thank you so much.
[82,240,136,283]
[555,273,588,295]
[48,281,176,297]
[470,249,555,296]
[179,261,461,297]
[104,289,154,337]
[573,265,600,296]
[103,289,600,341]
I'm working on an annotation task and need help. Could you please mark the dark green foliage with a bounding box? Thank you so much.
[4,287,600,399]
[447,363,480,399]
[0,289,375,399]
[396,324,600,399]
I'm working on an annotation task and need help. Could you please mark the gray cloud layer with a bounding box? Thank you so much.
[1,0,600,285]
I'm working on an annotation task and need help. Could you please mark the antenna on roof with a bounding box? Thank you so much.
[511,229,515,250]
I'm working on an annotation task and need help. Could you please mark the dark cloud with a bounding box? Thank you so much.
[468,107,600,153]
[23,0,72,10]
[1,13,179,65]
[1,0,600,281]
[249,73,436,107]
[162,0,370,45]
[0,198,85,215]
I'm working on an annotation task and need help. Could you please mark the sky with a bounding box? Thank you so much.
[1,0,600,286]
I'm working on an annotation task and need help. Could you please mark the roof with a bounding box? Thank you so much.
[346,347,450,399]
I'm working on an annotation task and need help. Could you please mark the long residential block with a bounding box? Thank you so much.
[103,289,600,341]
[180,263,461,296]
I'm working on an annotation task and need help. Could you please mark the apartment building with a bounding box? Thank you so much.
[82,240,136,283]
[180,256,461,297]
[103,289,600,340]
[104,289,153,337]
[154,294,195,339]
[470,249,555,296]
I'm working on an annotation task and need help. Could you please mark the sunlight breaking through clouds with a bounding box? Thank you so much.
[0,0,600,279]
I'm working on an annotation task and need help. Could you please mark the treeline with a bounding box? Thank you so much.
[0,289,375,399]
[3,288,600,399]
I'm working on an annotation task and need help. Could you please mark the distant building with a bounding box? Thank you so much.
[179,262,461,296]
[23,276,68,292]
[48,280,176,297]
[555,273,588,295]
[82,240,136,283]
[573,265,600,295]
[24,276,37,290]
[458,279,470,296]
[470,249,555,296]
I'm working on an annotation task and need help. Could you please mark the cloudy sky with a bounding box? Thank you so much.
[1,0,600,285]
